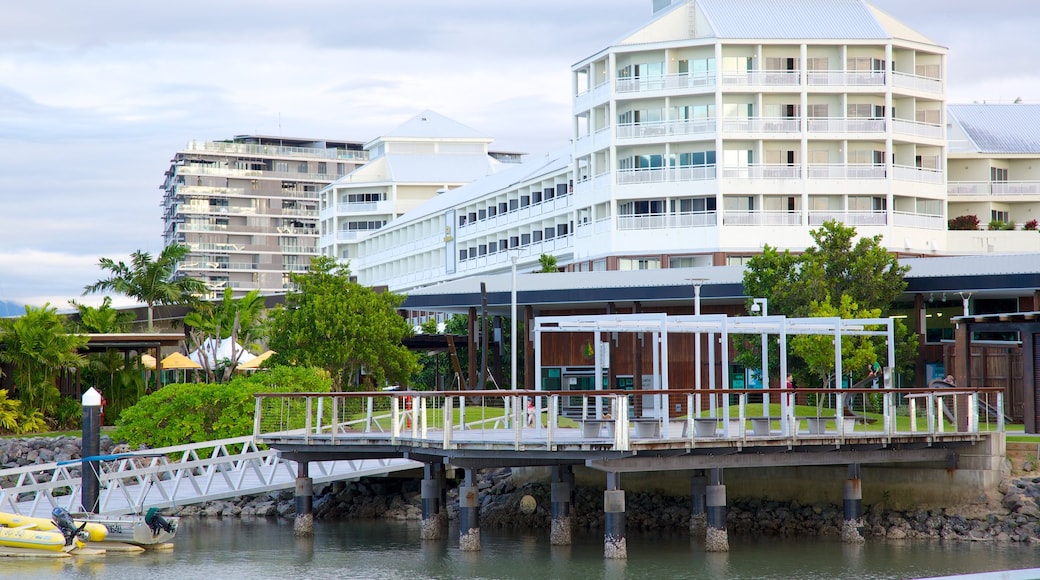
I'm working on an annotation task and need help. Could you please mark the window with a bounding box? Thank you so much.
[297,162,309,173]
[671,197,716,213]
[991,210,1010,223]
[677,150,716,167]
[618,258,661,270]
[276,162,289,172]
[991,167,1009,182]
[669,256,697,268]
[726,255,753,266]
[347,192,383,203]
[317,162,327,175]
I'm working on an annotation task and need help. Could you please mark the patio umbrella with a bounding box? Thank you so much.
[237,350,275,370]
[141,354,157,370]
[160,352,202,370]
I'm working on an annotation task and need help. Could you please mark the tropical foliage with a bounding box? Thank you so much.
[0,389,48,435]
[84,244,208,331]
[536,254,558,273]
[0,304,88,417]
[268,257,419,391]
[114,366,330,447]
[184,288,269,382]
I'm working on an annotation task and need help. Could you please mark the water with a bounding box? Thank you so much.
[6,518,1038,580]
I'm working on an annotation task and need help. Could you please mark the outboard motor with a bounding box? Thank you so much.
[51,507,88,546]
[145,507,176,535]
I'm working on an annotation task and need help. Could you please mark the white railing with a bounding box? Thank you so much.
[892,71,943,94]
[617,118,716,139]
[616,211,717,230]
[948,181,1040,196]
[806,164,886,180]
[893,164,944,184]
[808,211,887,226]
[892,118,943,140]
[806,70,886,86]
[723,117,800,133]
[616,165,716,185]
[722,164,801,179]
[0,436,417,518]
[892,211,946,230]
[574,81,610,112]
[722,211,802,226]
[615,72,715,94]
[187,140,368,161]
[806,117,885,133]
[722,70,800,86]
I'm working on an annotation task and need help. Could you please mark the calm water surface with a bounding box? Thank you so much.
[8,518,1039,579]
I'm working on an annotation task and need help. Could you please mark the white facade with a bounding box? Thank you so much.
[161,136,366,297]
[352,0,959,292]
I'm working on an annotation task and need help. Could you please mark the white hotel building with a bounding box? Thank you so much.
[345,0,962,292]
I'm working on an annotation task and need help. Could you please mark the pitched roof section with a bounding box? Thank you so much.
[697,0,890,40]
[380,110,490,141]
[947,104,1040,154]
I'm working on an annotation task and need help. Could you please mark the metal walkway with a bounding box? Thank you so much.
[0,436,420,518]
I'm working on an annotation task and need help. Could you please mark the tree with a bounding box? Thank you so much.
[789,295,881,391]
[536,254,558,273]
[68,296,135,334]
[268,257,419,391]
[741,220,915,385]
[184,288,269,382]
[84,244,208,331]
[0,304,88,416]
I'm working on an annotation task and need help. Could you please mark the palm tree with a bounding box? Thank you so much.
[84,244,208,331]
[184,288,269,382]
[0,304,88,415]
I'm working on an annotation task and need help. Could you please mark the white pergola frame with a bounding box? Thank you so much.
[533,313,895,437]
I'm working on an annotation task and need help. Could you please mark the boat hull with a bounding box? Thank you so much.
[0,512,108,542]
[0,526,69,552]
[71,513,178,546]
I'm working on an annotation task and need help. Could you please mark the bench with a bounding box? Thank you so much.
[632,418,660,438]
[693,418,719,437]
[749,417,772,436]
[582,420,615,438]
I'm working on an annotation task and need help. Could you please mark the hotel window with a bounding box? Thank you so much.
[618,258,661,270]
[297,162,309,173]
[276,162,289,172]
[671,197,716,213]
[592,259,607,271]
[677,150,716,167]
[991,167,1008,182]
[317,162,327,175]
[991,210,1010,223]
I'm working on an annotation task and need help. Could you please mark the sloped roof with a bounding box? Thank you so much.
[700,0,889,40]
[947,104,1040,154]
[383,154,501,183]
[379,110,490,141]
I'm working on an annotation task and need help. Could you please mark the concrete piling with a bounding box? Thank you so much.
[293,461,313,537]
[690,470,707,536]
[420,463,442,540]
[550,465,573,545]
[842,464,865,543]
[458,468,480,551]
[604,472,627,559]
[705,468,728,552]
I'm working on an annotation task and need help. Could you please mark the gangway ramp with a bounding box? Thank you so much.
[0,435,420,519]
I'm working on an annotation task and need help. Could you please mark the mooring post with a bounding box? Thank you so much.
[420,463,442,540]
[293,460,313,537]
[604,471,627,559]
[842,463,865,543]
[81,387,102,514]
[550,465,573,545]
[705,468,728,552]
[690,469,707,536]
[459,468,480,551]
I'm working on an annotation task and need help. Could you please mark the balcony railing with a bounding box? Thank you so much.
[615,72,715,94]
[808,211,887,226]
[616,211,717,230]
[574,81,610,112]
[616,165,716,185]
[948,181,1040,196]
[892,71,943,94]
[722,210,802,226]
[722,117,800,133]
[806,117,885,133]
[892,211,946,230]
[806,164,886,180]
[806,70,886,87]
[892,118,943,140]
[722,70,800,86]
[617,118,715,140]
[893,164,944,184]
[722,164,800,179]
[186,140,368,161]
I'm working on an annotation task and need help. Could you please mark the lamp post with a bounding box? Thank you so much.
[81,387,102,514]
[511,253,519,392]
[751,298,769,418]
[687,278,707,415]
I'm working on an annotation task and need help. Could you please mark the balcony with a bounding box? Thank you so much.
[186,140,368,162]
[331,200,394,215]
[806,117,885,134]
[722,117,800,134]
[948,181,1040,196]
[615,72,715,94]
[722,70,800,87]
[616,211,717,230]
[574,81,610,113]
[722,210,801,226]
[617,118,715,140]
[722,164,800,179]
[616,165,716,185]
[892,211,946,230]
[893,164,943,184]
[808,211,886,227]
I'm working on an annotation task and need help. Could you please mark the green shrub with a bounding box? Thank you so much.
[988,219,1015,231]
[113,366,331,448]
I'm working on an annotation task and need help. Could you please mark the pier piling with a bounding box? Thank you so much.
[842,464,864,543]
[293,461,313,537]
[705,468,728,552]
[421,463,442,540]
[459,468,480,551]
[604,472,627,559]
[690,469,707,536]
[550,465,573,545]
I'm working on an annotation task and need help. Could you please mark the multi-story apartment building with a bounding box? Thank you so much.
[318,110,515,264]
[161,135,366,297]
[350,0,952,291]
[946,103,1040,255]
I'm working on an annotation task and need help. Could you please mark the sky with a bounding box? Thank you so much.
[0,0,1038,314]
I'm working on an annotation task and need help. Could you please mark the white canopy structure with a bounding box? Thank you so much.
[189,338,257,368]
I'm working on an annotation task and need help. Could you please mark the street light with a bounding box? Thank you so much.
[511,252,519,391]
[751,298,769,417]
[751,298,768,316]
